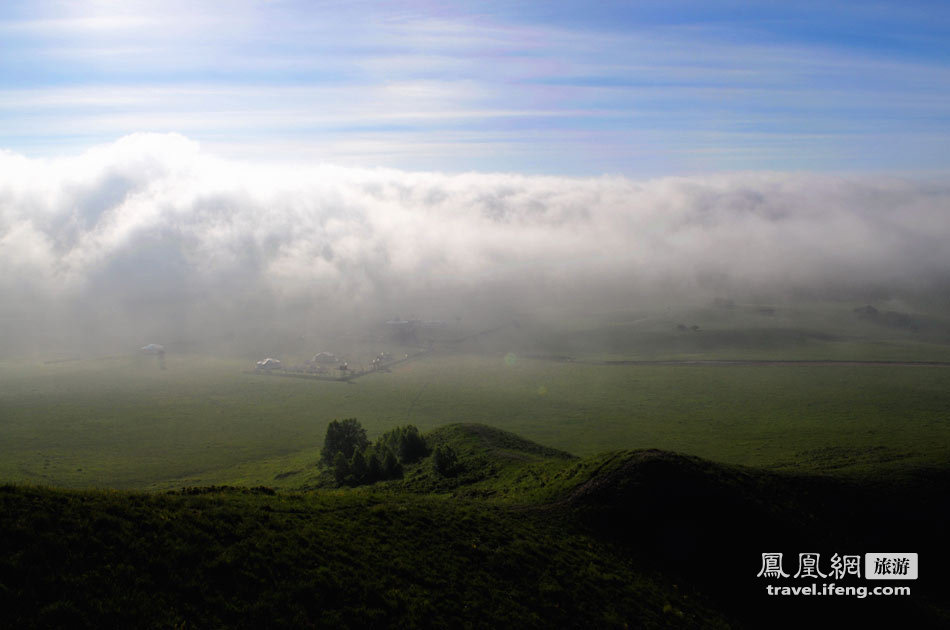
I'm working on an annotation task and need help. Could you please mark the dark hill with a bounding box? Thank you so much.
[555,449,950,628]
[0,484,724,629]
[1,425,948,628]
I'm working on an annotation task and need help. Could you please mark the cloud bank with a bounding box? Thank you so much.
[1,134,948,354]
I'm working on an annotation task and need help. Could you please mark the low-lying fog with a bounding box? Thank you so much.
[2,133,948,356]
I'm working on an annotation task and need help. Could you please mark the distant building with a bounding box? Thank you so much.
[256,358,282,370]
[310,352,338,364]
[141,344,166,369]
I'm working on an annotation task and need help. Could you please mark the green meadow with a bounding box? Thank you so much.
[3,308,950,490]
[2,301,949,490]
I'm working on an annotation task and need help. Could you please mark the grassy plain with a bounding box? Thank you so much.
[2,300,949,489]
[2,304,950,489]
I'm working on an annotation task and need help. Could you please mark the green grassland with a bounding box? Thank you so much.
[502,300,950,362]
[4,353,950,488]
[2,424,947,628]
[2,300,950,489]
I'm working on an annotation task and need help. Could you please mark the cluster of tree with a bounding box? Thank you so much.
[331,447,402,487]
[320,418,369,464]
[375,425,428,464]
[321,419,432,486]
[431,445,459,477]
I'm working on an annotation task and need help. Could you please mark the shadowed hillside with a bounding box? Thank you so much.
[1,424,947,628]
[556,449,950,627]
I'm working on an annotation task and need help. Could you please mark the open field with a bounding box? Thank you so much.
[2,301,949,490]
[499,300,950,362]
[3,306,950,490]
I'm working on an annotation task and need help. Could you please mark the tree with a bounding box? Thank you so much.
[348,450,368,485]
[374,424,429,464]
[333,451,349,485]
[367,452,383,483]
[397,425,428,463]
[321,418,369,465]
[432,445,459,477]
[382,448,403,479]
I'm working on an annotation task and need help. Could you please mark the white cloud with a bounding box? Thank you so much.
[1,134,948,351]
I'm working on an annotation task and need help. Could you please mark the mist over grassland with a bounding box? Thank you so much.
[2,133,949,356]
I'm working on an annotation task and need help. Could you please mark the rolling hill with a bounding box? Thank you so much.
[2,424,946,628]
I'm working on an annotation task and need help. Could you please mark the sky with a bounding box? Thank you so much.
[1,1,949,355]
[2,0,949,175]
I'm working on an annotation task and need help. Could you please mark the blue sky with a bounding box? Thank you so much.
[1,0,949,175]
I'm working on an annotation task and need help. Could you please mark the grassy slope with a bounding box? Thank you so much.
[2,424,947,628]
[7,485,708,629]
[1,426,737,630]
